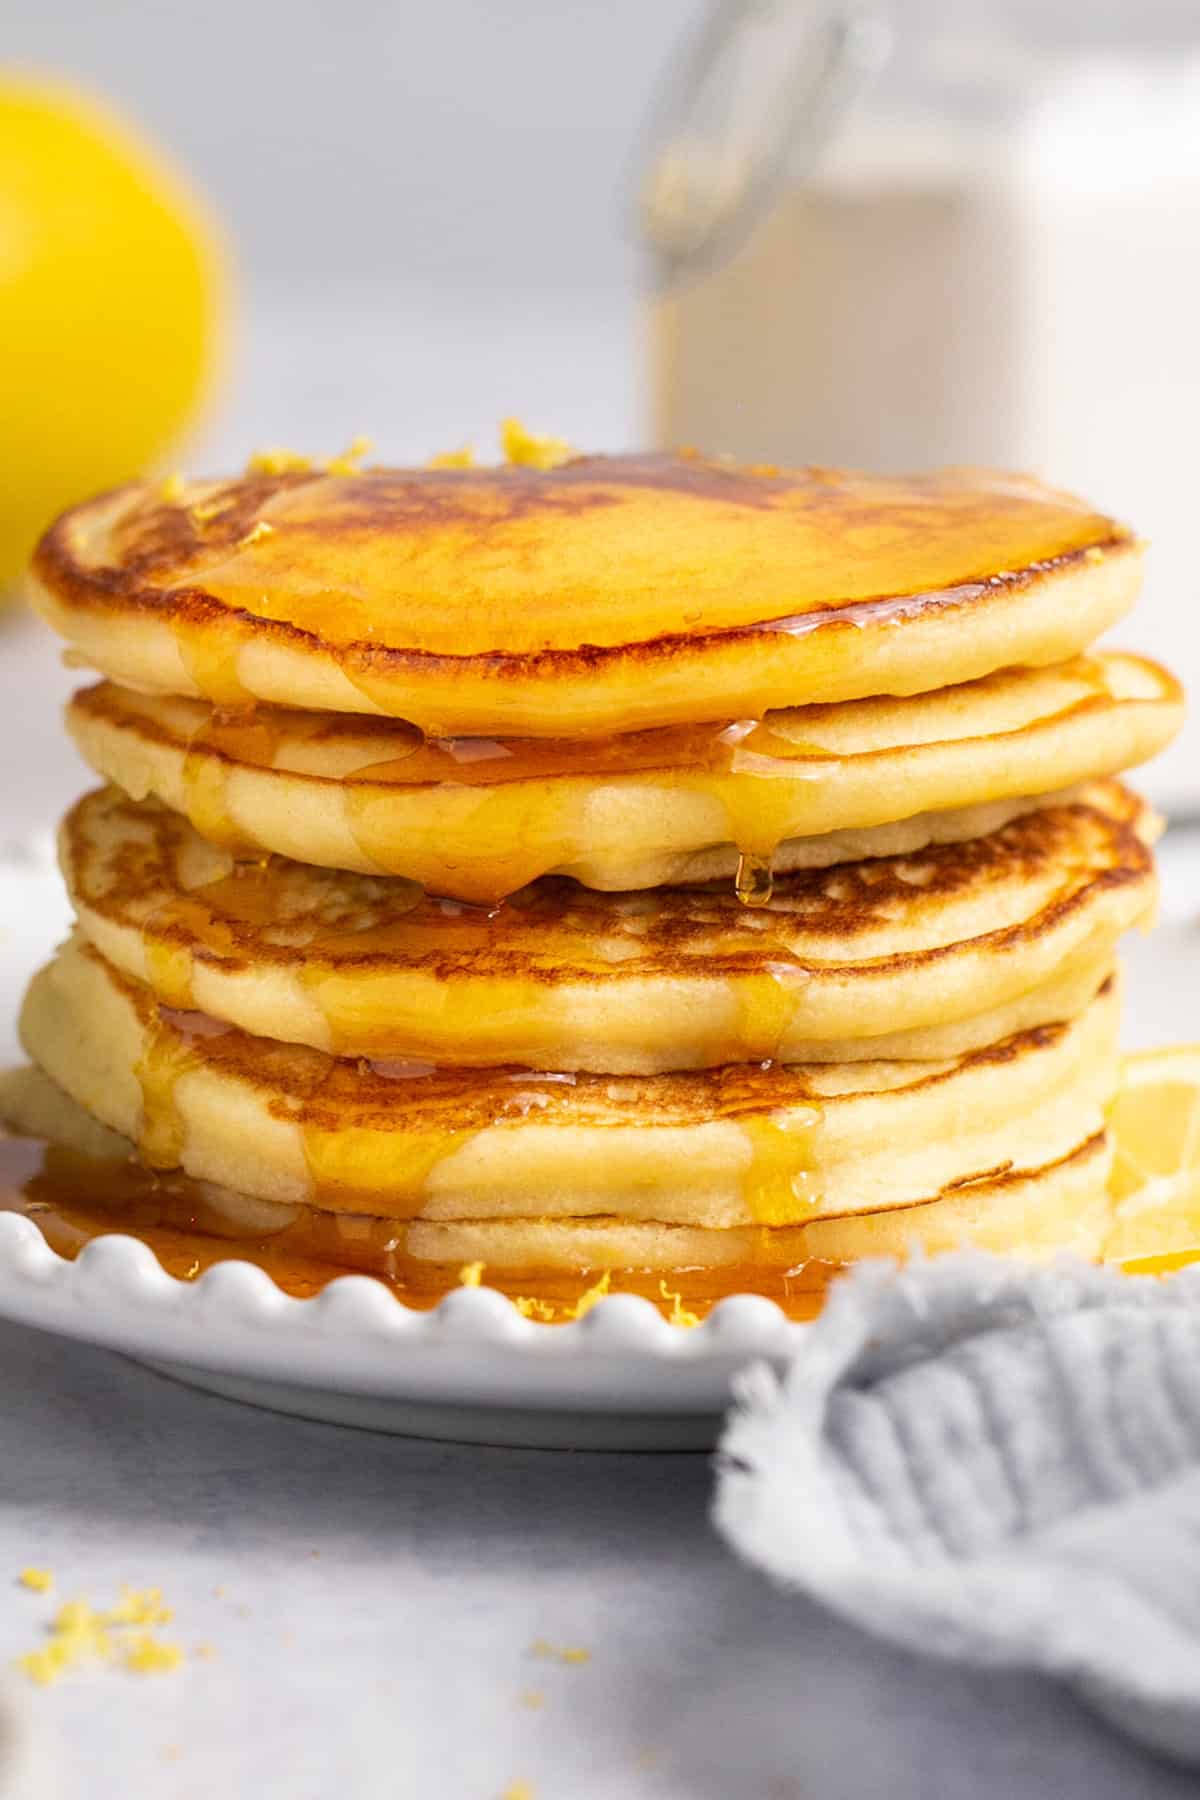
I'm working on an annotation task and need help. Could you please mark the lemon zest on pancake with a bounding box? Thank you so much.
[458,1260,485,1287]
[18,1567,53,1592]
[427,445,475,468]
[246,447,313,476]
[326,436,374,476]
[240,520,274,547]
[160,472,185,503]
[658,1281,701,1328]
[500,418,574,470]
[189,494,234,525]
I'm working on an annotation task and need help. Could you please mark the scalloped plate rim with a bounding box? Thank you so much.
[0,1212,807,1423]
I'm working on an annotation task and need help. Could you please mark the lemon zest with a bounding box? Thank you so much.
[658,1280,701,1328]
[513,1295,557,1322]
[123,1635,184,1674]
[18,1567,53,1593]
[105,1586,173,1627]
[160,472,185,503]
[246,447,312,476]
[501,418,574,470]
[458,1261,485,1288]
[530,1638,590,1664]
[15,1584,188,1684]
[563,1271,610,1320]
[427,445,475,468]
[326,436,374,476]
[189,495,233,525]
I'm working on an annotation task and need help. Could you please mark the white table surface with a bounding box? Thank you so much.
[2,607,1200,1797]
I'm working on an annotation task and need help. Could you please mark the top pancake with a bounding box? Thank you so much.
[30,454,1140,736]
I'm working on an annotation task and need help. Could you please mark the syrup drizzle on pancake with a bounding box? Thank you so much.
[122,987,831,1225]
[149,657,1146,906]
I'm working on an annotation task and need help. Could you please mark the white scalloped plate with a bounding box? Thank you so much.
[2,831,1197,1449]
[0,1212,802,1446]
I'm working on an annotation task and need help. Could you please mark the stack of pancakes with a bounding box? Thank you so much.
[6,450,1186,1314]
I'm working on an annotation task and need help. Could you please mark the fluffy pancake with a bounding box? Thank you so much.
[31,456,1140,736]
[64,653,1182,901]
[0,1067,1113,1275]
[61,782,1156,1072]
[18,935,1120,1229]
[401,1134,1115,1270]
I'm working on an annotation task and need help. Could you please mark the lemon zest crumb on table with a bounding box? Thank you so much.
[530,1638,591,1664]
[15,1585,188,1684]
[18,1567,53,1593]
[123,1635,184,1674]
[106,1586,173,1626]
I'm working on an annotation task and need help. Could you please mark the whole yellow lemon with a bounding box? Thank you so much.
[0,74,227,594]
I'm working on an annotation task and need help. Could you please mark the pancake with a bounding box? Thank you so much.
[0,1067,1113,1276]
[401,1133,1115,1271]
[64,652,1182,901]
[30,456,1140,736]
[18,935,1121,1229]
[0,1065,1115,1281]
[61,782,1156,1072]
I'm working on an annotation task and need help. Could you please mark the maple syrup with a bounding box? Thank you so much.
[737,1106,823,1224]
[0,1136,837,1323]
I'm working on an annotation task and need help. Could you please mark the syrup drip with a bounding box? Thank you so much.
[0,1136,838,1323]
[738,1106,822,1225]
[178,706,289,851]
[174,621,255,709]
[735,851,775,908]
[297,1116,475,1220]
[131,1010,210,1169]
[730,969,809,1066]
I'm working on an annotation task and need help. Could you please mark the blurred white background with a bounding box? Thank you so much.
[7,0,699,457]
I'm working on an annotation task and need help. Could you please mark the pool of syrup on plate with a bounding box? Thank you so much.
[0,1135,837,1324]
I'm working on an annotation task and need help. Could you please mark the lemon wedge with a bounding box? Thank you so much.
[1106,1045,1200,1272]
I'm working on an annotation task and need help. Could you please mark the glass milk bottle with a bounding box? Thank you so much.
[640,0,1200,808]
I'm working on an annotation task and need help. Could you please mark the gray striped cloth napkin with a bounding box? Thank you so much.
[715,1252,1200,1763]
